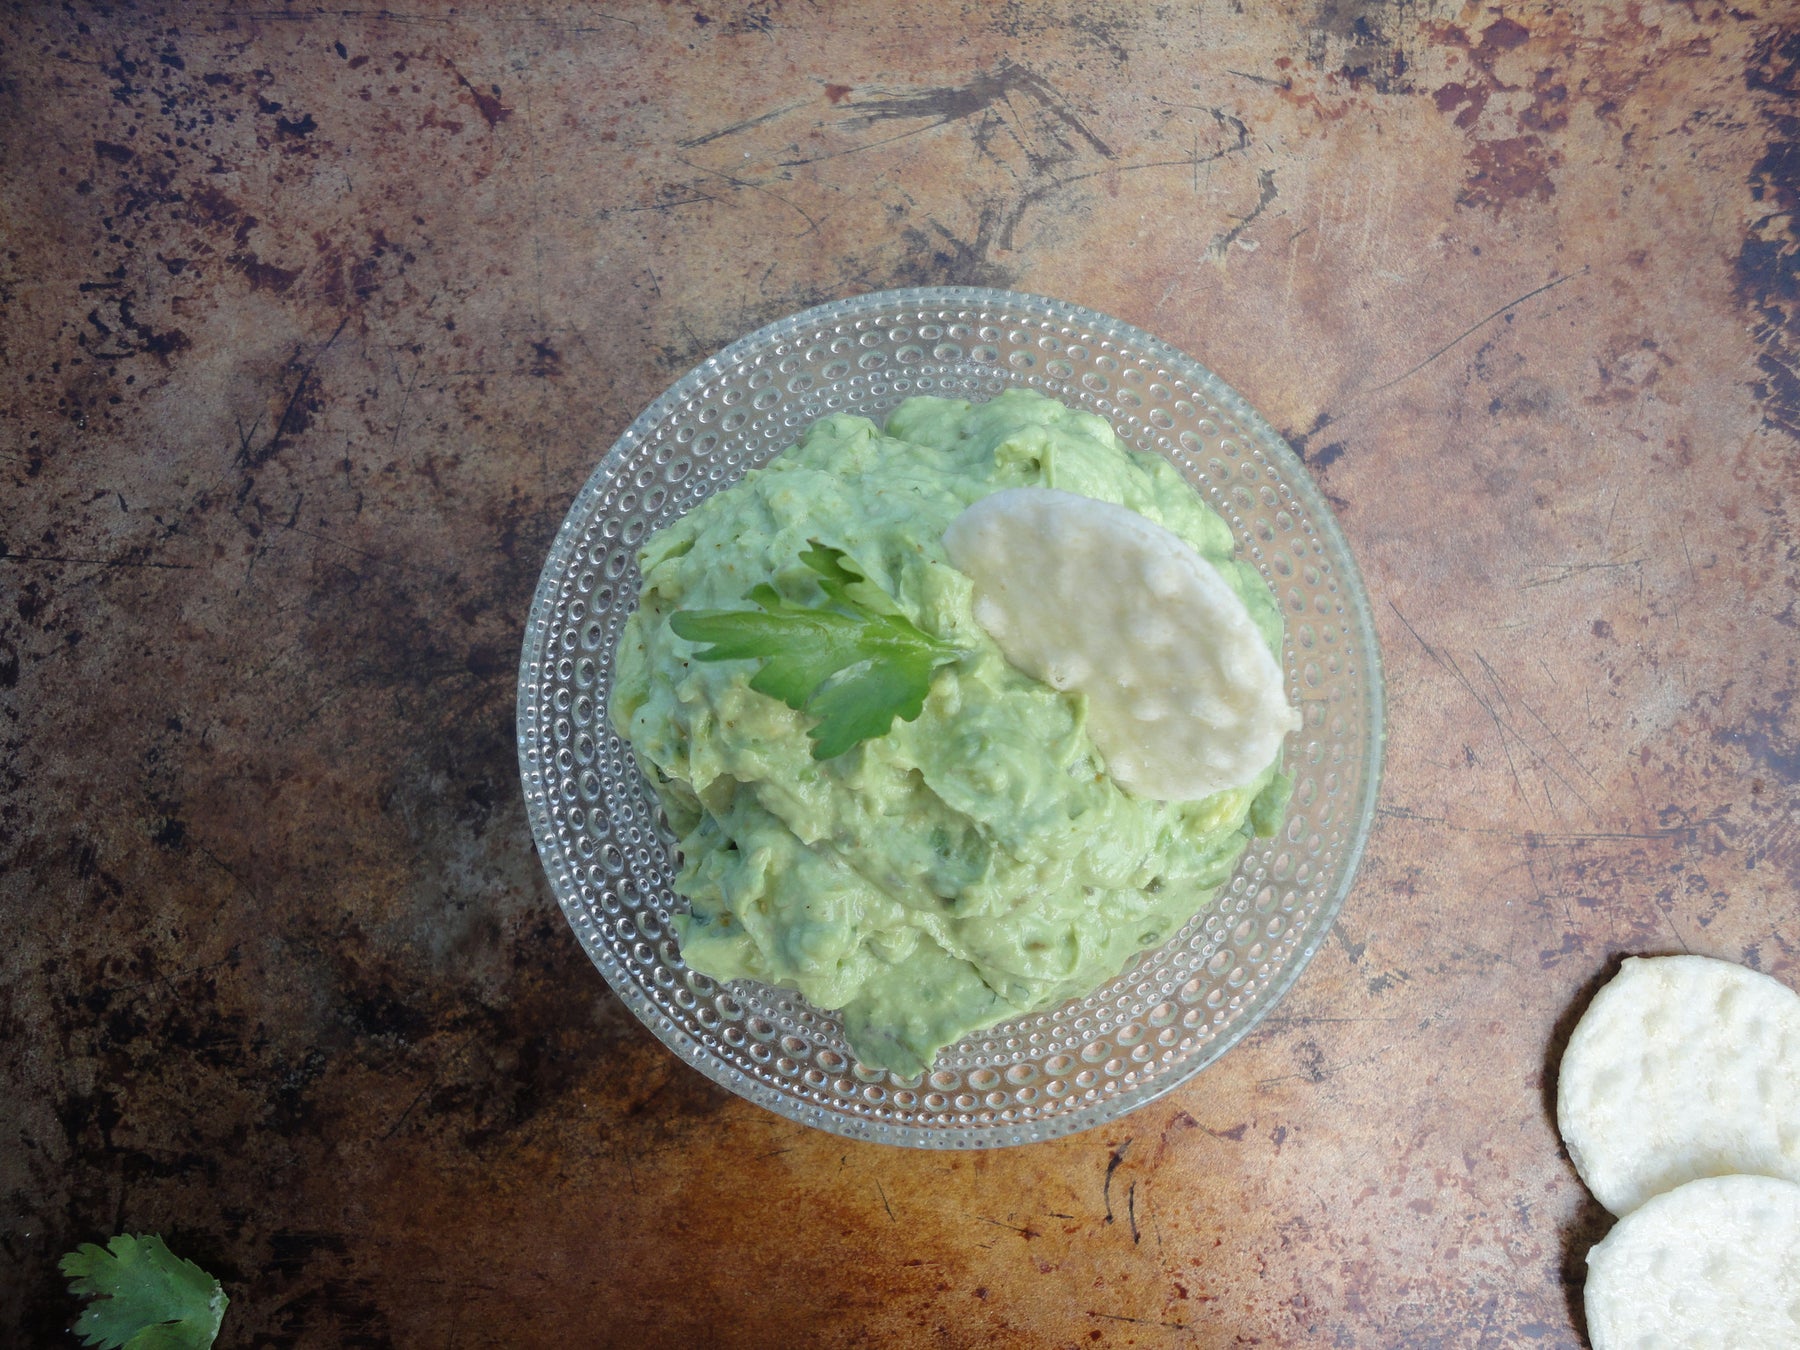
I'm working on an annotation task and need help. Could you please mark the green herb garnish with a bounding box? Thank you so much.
[669,542,959,759]
[61,1234,228,1350]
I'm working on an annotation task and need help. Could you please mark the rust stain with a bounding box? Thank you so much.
[1458,134,1561,209]
[1423,16,1574,212]
[1521,69,1571,133]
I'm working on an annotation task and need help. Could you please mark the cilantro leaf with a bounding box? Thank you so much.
[60,1234,228,1350]
[803,650,941,759]
[799,541,904,617]
[669,543,959,759]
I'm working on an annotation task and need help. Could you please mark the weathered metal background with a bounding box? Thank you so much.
[4,2,1797,1345]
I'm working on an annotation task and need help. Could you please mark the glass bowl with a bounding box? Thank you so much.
[517,287,1384,1148]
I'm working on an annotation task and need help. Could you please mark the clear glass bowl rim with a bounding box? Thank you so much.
[517,284,1386,1147]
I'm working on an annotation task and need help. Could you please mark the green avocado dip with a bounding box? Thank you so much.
[610,389,1291,1077]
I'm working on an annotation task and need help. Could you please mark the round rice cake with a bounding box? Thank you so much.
[1584,1174,1800,1349]
[942,486,1299,802]
[1557,955,1800,1216]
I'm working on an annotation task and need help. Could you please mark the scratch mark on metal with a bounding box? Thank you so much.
[777,121,948,167]
[1226,68,1293,89]
[674,154,821,236]
[836,60,1114,158]
[240,313,352,469]
[0,550,196,570]
[1392,599,1606,826]
[1257,1038,1401,1090]
[1103,1139,1131,1223]
[219,7,640,30]
[977,1215,1035,1237]
[1484,656,1607,793]
[1654,890,1695,954]
[1208,167,1277,257]
[679,98,810,148]
[998,150,1245,251]
[1474,649,1598,821]
[1440,643,1537,825]
[1519,558,1644,590]
[1362,269,1584,400]
[1090,1311,1188,1329]
[619,193,721,215]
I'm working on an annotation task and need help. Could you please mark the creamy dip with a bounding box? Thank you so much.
[611,389,1294,1075]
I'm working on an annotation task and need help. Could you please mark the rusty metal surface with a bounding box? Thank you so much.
[3,2,1797,1345]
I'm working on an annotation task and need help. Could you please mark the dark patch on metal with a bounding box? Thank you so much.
[1280,410,1335,458]
[233,254,301,293]
[444,57,511,129]
[1521,69,1571,133]
[1716,702,1800,784]
[528,340,564,378]
[75,292,192,364]
[836,59,1114,165]
[1306,0,1422,93]
[1738,27,1800,440]
[890,210,1015,290]
[235,316,350,469]
[1458,135,1560,210]
[1488,376,1558,418]
[1425,17,1571,213]
[1309,440,1347,470]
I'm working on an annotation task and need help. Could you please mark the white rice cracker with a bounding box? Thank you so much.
[1584,1174,1800,1349]
[1558,955,1800,1216]
[942,487,1300,802]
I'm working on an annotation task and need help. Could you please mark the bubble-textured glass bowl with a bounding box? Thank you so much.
[517,287,1383,1148]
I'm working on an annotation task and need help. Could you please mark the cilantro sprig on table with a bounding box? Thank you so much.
[669,542,960,760]
[60,1233,228,1349]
